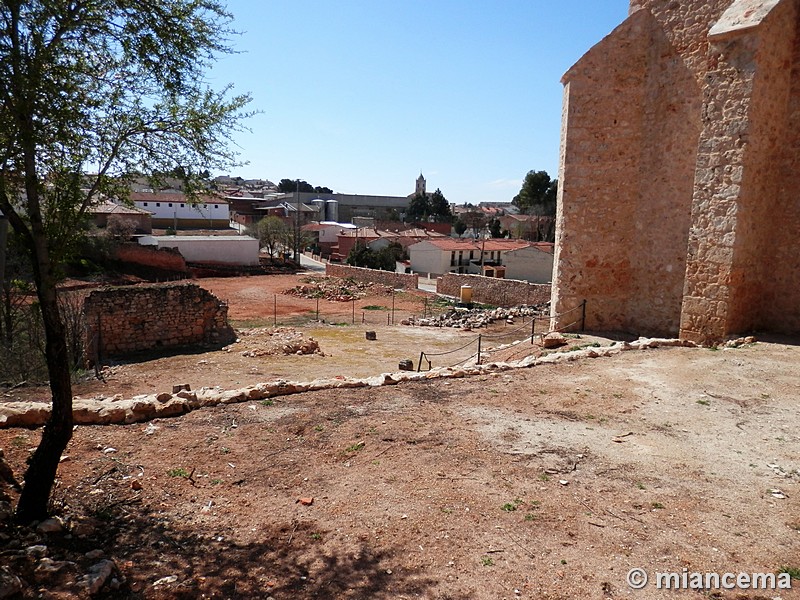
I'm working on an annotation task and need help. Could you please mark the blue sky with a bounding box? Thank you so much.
[210,1,629,204]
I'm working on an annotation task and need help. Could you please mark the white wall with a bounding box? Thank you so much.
[503,246,554,283]
[134,199,229,224]
[408,241,452,277]
[139,235,259,265]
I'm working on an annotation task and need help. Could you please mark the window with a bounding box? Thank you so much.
[180,203,185,208]
[156,202,160,207]
[168,203,173,208]
[214,204,219,209]
[143,202,148,207]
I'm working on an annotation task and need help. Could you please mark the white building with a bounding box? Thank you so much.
[407,238,535,278]
[502,243,554,284]
[138,235,259,265]
[131,191,229,229]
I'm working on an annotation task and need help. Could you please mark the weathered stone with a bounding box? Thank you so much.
[83,559,116,596]
[36,517,64,534]
[0,567,22,599]
[542,332,567,349]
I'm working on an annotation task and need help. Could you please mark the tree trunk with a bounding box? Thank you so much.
[14,239,74,524]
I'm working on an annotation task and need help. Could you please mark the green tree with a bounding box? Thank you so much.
[512,170,558,215]
[405,192,431,222]
[488,218,505,238]
[0,0,251,523]
[453,219,468,236]
[406,188,452,223]
[346,241,403,271]
[428,189,453,222]
[278,179,328,194]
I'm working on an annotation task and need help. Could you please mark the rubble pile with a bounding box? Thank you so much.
[233,327,321,357]
[402,304,548,330]
[284,277,392,302]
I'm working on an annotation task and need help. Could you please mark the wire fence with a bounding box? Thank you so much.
[256,290,460,328]
[416,300,587,371]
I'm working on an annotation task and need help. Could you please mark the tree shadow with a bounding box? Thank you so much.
[89,506,471,600]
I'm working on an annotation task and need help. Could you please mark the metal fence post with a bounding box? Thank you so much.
[581,299,587,332]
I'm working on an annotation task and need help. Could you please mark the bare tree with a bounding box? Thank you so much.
[0,0,252,523]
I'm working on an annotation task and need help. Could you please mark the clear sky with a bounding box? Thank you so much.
[210,1,629,204]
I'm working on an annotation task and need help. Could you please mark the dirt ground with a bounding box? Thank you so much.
[0,273,798,599]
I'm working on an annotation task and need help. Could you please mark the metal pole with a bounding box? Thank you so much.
[294,179,300,261]
[476,334,482,365]
[581,299,587,332]
[531,315,536,344]
[391,287,395,325]
[417,351,425,372]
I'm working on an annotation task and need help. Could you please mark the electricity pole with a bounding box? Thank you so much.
[294,179,300,261]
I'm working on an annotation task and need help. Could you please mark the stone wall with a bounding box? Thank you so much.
[114,243,188,275]
[84,283,234,364]
[437,273,551,308]
[325,263,419,289]
[553,0,800,343]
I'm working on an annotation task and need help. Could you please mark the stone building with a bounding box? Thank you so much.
[551,0,800,343]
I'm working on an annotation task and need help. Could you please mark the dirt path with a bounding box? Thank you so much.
[0,274,797,599]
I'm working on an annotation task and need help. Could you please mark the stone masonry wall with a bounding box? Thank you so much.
[765,12,800,333]
[325,263,419,289]
[554,0,800,343]
[438,274,551,308]
[84,283,234,364]
[679,0,800,341]
[114,243,188,274]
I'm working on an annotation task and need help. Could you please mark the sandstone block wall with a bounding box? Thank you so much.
[114,243,188,274]
[437,274,551,308]
[325,264,419,289]
[553,0,800,343]
[84,283,234,364]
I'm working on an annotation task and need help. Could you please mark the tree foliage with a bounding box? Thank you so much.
[0,0,251,523]
[512,170,558,215]
[405,188,452,223]
[346,241,405,272]
[278,179,333,194]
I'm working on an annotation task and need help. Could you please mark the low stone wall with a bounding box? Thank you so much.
[325,263,419,289]
[437,273,551,307]
[84,282,234,365]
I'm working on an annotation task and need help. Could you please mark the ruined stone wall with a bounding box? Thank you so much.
[438,274,551,308]
[325,264,419,289]
[114,243,188,274]
[84,283,234,364]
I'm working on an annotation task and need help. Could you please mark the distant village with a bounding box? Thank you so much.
[90,173,555,284]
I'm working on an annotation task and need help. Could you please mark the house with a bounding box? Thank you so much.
[407,238,532,278]
[301,222,357,258]
[335,227,447,262]
[137,235,259,265]
[131,191,229,229]
[88,200,152,233]
[502,243,554,284]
